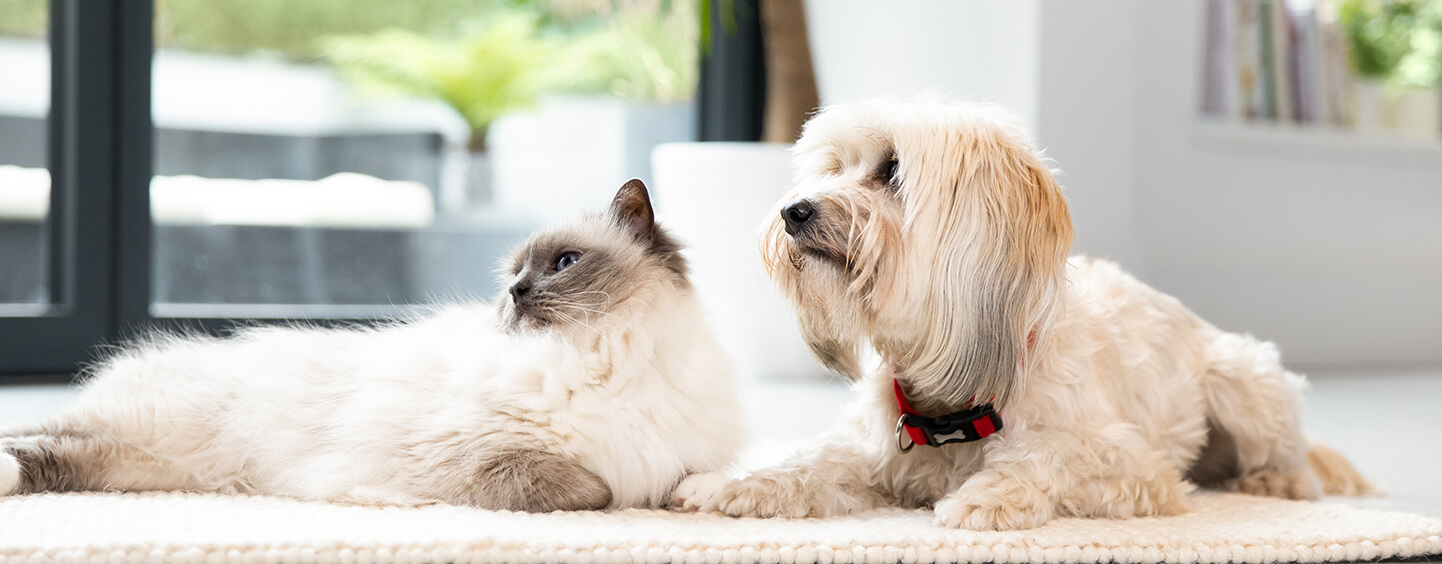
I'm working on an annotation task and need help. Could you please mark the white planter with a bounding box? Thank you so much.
[650,142,829,382]
[1355,79,1385,133]
[1382,86,1442,139]
[489,95,696,221]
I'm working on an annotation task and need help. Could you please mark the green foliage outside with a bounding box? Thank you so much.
[322,13,556,152]
[0,0,47,38]
[0,0,701,148]
[324,1,699,148]
[1339,0,1442,87]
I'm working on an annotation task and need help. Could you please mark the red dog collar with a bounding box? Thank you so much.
[893,379,1002,452]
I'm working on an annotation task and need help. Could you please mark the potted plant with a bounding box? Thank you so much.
[483,0,703,220]
[323,12,556,211]
[1339,0,1442,136]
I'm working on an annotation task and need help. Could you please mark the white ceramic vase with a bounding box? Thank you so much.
[489,95,696,222]
[650,142,830,381]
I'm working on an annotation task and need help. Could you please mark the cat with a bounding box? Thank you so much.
[0,179,745,512]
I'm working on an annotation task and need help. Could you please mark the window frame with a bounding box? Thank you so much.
[0,0,150,377]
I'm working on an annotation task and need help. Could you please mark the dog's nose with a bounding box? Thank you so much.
[509,281,531,301]
[781,200,815,235]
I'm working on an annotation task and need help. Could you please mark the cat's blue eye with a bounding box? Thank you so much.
[555,251,581,272]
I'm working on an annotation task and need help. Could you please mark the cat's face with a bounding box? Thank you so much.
[498,179,688,334]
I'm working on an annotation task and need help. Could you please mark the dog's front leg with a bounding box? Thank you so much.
[672,437,887,518]
[933,424,1193,530]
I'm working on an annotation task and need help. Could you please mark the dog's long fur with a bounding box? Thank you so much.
[673,99,1373,530]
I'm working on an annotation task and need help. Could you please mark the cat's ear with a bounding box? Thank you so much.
[609,178,656,244]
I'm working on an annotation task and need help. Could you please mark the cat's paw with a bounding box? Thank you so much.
[670,472,730,511]
[0,450,20,496]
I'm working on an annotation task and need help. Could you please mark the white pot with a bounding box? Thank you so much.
[1354,79,1385,133]
[489,95,696,221]
[1381,86,1442,139]
[650,142,830,382]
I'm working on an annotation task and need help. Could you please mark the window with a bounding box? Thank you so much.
[0,0,762,377]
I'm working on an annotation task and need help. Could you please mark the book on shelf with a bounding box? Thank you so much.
[1199,0,1354,128]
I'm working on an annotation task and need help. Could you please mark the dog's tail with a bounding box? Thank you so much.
[1307,441,1380,496]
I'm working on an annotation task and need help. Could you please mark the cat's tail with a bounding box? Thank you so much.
[1307,441,1380,496]
[0,426,119,496]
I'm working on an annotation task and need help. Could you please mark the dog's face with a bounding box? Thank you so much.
[760,100,1074,410]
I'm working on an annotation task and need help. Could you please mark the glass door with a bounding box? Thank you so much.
[0,0,49,314]
[145,1,699,323]
[0,0,702,375]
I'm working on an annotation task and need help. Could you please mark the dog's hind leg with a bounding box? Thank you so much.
[1195,332,1320,500]
[672,439,888,518]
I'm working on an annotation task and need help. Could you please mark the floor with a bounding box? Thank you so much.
[2,366,1439,519]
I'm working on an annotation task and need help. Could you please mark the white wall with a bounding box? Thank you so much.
[804,0,1042,131]
[1126,2,1442,365]
[1035,1,1442,365]
[1035,1,1145,270]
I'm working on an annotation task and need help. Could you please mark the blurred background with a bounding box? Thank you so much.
[0,0,1438,515]
[1,0,1439,375]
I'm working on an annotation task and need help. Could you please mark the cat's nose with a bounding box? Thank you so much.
[781,200,815,236]
[509,281,531,301]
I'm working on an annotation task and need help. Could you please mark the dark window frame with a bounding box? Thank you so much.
[0,0,147,377]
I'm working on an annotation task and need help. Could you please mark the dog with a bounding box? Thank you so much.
[672,98,1373,530]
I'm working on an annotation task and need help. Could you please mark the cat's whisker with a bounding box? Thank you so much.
[550,308,602,336]
[558,301,631,330]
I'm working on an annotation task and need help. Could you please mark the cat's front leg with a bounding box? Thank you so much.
[671,440,886,518]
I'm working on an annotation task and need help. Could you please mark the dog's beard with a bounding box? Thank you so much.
[761,203,869,381]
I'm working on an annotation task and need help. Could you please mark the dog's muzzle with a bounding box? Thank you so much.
[781,200,815,236]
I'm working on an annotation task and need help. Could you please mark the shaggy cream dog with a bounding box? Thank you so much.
[673,99,1372,531]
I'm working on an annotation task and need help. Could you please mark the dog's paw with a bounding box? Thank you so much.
[1231,468,1321,501]
[708,478,812,518]
[670,472,730,511]
[676,474,820,518]
[933,495,1052,531]
[933,472,1053,531]
[0,449,20,496]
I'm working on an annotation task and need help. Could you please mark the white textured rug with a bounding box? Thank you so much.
[0,492,1439,564]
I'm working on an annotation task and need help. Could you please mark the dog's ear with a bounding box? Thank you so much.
[901,139,1073,410]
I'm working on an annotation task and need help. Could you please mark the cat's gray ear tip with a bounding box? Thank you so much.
[621,177,648,191]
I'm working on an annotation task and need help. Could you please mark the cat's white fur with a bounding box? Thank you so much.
[2,198,744,509]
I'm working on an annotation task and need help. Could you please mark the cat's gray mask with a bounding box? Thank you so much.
[498,179,688,333]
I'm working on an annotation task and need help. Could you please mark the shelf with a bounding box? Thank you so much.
[1191,121,1442,170]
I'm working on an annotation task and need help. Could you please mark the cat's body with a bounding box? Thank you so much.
[0,180,745,511]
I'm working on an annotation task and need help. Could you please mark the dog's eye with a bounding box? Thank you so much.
[555,251,581,272]
[876,156,900,189]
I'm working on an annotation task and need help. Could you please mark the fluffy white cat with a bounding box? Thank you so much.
[0,179,745,511]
